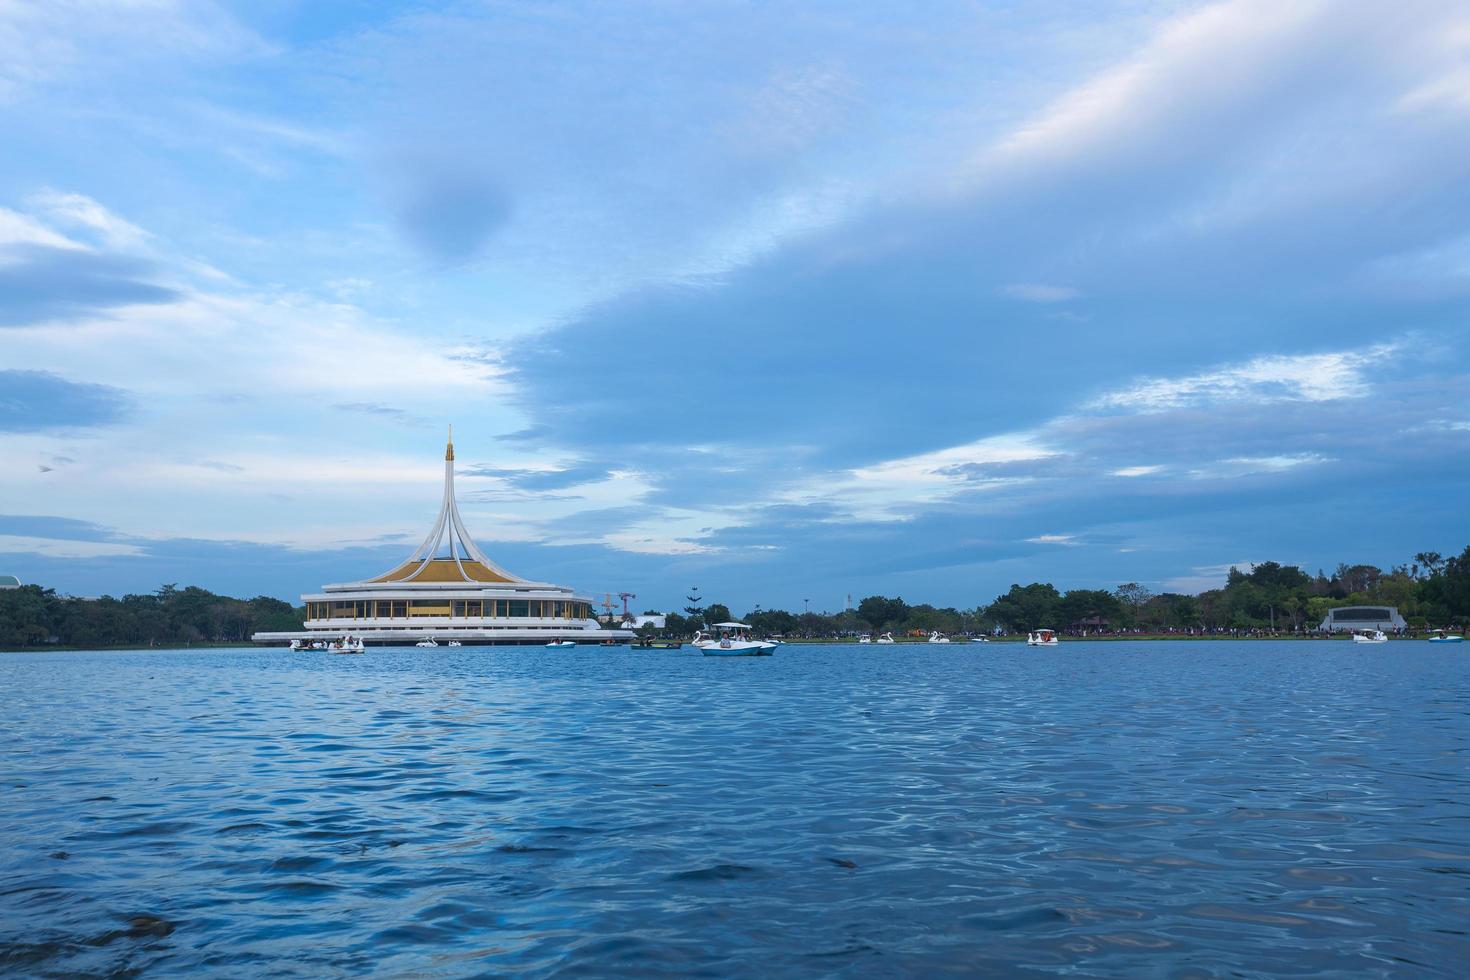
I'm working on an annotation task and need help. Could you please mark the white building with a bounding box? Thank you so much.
[252,434,633,647]
[1319,605,1407,632]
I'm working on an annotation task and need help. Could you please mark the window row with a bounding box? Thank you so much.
[307,599,591,620]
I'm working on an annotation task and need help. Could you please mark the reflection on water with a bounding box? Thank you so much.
[1,642,1467,976]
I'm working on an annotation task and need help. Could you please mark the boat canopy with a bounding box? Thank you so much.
[713,621,752,629]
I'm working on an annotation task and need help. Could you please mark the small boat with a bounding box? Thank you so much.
[694,623,776,656]
[414,638,439,648]
[858,636,872,644]
[1351,629,1388,644]
[1027,629,1059,647]
[329,635,365,654]
[446,640,463,647]
[970,636,989,643]
[291,638,330,651]
[1427,630,1464,644]
[546,640,577,649]
[928,630,951,644]
[633,638,683,649]
[875,632,895,644]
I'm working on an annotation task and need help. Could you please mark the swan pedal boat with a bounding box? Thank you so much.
[1027,629,1060,647]
[546,640,577,649]
[1351,629,1388,644]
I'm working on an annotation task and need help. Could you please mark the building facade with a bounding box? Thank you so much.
[1318,605,1407,632]
[252,435,633,646]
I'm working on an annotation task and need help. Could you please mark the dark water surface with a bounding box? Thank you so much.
[2,642,1468,977]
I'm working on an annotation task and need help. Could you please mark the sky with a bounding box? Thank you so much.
[2,0,1468,613]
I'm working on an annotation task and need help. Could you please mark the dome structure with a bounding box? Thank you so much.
[252,432,633,647]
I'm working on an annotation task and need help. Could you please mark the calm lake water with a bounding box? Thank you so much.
[2,641,1468,977]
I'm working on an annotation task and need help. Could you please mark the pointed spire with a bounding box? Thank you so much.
[366,432,525,585]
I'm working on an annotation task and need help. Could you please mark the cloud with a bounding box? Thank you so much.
[0,534,143,559]
[24,190,151,250]
[0,370,129,431]
[392,164,511,263]
[333,402,429,428]
[0,244,178,325]
[1003,283,1079,303]
[1090,345,1399,412]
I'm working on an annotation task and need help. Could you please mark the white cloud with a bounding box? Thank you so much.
[1093,345,1399,412]
[1111,465,1162,477]
[25,190,152,250]
[1189,453,1329,479]
[0,534,143,559]
[780,434,1054,521]
[1003,283,1080,303]
[1027,533,1080,545]
[0,206,81,249]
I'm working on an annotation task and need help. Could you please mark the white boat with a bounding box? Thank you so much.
[447,640,463,647]
[329,635,365,654]
[694,622,776,656]
[1027,629,1059,647]
[875,632,895,644]
[970,636,989,643]
[414,637,439,648]
[928,630,951,644]
[1351,629,1388,644]
[546,640,577,649]
[858,636,872,644]
[290,638,330,652]
[1427,630,1464,644]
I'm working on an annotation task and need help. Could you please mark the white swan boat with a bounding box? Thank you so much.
[1027,629,1059,647]
[414,637,439,648]
[330,635,365,654]
[858,636,872,644]
[694,623,776,656]
[928,630,951,644]
[1351,629,1388,644]
[1427,630,1464,644]
[546,640,577,649]
[875,632,895,644]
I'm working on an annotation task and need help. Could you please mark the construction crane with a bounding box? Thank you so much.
[618,592,637,619]
[600,593,618,620]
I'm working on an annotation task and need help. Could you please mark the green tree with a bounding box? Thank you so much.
[984,583,1062,632]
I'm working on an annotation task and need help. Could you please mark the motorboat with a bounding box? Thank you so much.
[928,631,951,644]
[970,636,989,643]
[546,640,577,649]
[1351,629,1388,644]
[1027,629,1060,647]
[875,632,895,644]
[694,622,776,656]
[446,640,462,647]
[414,637,439,648]
[1427,630,1464,644]
[329,635,365,654]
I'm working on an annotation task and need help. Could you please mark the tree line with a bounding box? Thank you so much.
[0,584,302,649]
[659,545,1470,638]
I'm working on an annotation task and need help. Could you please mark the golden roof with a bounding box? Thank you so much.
[370,557,515,584]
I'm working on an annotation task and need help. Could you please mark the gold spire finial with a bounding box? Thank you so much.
[446,424,455,462]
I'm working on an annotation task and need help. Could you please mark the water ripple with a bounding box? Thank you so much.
[1,641,1468,976]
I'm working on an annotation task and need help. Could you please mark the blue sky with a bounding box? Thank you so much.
[2,0,1468,611]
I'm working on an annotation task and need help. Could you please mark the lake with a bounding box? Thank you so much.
[2,642,1467,976]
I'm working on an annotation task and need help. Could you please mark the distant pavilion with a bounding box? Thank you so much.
[252,432,633,647]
